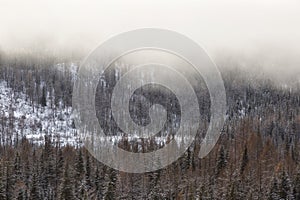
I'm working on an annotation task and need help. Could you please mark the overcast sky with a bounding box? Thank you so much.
[0,0,300,82]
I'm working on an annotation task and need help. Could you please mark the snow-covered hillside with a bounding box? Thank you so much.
[0,81,80,146]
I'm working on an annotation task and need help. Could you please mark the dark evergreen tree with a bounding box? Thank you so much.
[0,165,6,200]
[226,183,237,200]
[85,152,91,189]
[74,149,85,199]
[30,173,40,200]
[39,137,55,199]
[55,148,64,199]
[148,169,161,193]
[240,146,249,174]
[94,167,105,199]
[216,146,227,175]
[75,149,84,179]
[60,163,74,200]
[279,171,293,200]
[5,164,15,200]
[105,168,117,200]
[294,171,300,200]
[269,177,280,200]
[41,85,47,107]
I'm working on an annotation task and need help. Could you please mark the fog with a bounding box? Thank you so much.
[0,0,300,84]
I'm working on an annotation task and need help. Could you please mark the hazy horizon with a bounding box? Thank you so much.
[1,0,299,84]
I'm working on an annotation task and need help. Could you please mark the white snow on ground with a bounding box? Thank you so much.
[0,81,80,146]
[1,59,237,148]
[0,79,197,148]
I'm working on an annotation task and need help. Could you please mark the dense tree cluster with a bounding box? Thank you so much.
[0,53,299,199]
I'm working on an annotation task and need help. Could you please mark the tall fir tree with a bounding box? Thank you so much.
[41,85,47,107]
[105,168,117,200]
[279,171,294,200]
[294,171,300,200]
[240,146,249,174]
[216,146,227,176]
[74,149,85,199]
[60,163,74,200]
[85,152,92,189]
[30,173,40,200]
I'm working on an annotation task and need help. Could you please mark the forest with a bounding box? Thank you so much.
[0,52,299,200]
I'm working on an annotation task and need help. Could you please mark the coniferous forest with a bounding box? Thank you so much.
[0,52,300,200]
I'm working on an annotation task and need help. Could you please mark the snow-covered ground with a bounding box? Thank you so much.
[0,80,201,148]
[0,81,80,146]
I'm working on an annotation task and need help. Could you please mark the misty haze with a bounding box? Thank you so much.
[0,0,300,199]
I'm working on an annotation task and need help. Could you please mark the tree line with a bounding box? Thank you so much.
[0,52,299,199]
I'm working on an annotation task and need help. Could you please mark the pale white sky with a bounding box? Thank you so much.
[0,0,300,81]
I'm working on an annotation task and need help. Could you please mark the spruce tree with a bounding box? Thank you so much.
[85,152,91,189]
[216,146,227,176]
[74,149,84,198]
[94,167,102,199]
[269,177,280,200]
[14,152,22,180]
[105,168,117,200]
[226,183,236,200]
[41,86,47,107]
[55,148,64,199]
[75,149,84,179]
[5,165,15,200]
[30,173,40,200]
[0,165,6,200]
[294,172,300,200]
[240,146,249,174]
[279,171,294,199]
[61,163,74,200]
